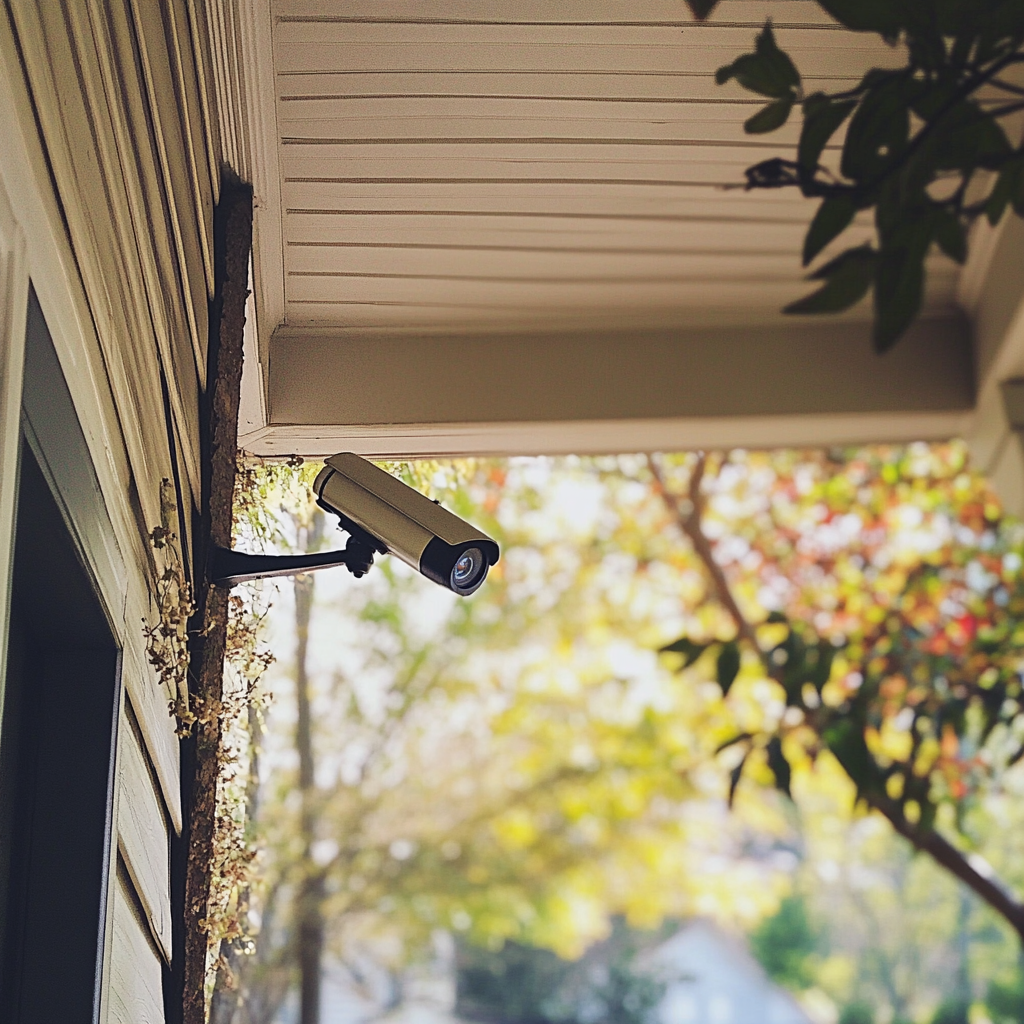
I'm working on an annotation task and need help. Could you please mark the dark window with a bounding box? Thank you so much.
[0,295,121,1024]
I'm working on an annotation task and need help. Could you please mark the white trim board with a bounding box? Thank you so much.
[242,410,972,459]
[0,112,29,780]
[259,315,973,457]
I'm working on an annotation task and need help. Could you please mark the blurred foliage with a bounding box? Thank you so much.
[458,941,573,1024]
[655,445,1024,944]
[457,920,664,1024]
[838,1002,875,1024]
[986,968,1024,1022]
[217,443,1024,1024]
[750,894,818,990]
[930,996,970,1024]
[688,0,1024,351]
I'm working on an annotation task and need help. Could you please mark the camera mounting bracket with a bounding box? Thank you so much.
[210,534,377,588]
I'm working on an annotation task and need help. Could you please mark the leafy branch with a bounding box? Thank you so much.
[648,453,1024,942]
[688,0,1024,352]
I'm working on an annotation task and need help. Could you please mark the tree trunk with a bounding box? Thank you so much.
[209,701,266,1024]
[295,510,325,1024]
[179,178,253,1024]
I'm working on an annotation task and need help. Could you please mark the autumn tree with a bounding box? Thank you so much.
[214,447,1024,1023]
[217,458,790,1023]
[647,446,1024,943]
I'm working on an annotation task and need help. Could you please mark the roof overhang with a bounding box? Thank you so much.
[215,1,1024,506]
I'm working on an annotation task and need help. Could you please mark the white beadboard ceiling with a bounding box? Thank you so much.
[262,0,962,339]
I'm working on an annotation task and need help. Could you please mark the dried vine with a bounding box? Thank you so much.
[204,585,274,998]
[202,454,288,1005]
[144,466,277,1008]
[143,478,198,735]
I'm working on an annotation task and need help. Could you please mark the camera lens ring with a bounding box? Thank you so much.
[450,546,486,593]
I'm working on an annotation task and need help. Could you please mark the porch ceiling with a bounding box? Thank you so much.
[240,0,988,457]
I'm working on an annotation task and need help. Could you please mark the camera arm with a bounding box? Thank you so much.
[210,535,377,588]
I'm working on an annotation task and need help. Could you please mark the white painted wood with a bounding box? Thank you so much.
[285,213,819,246]
[128,0,211,384]
[276,94,825,137]
[961,214,1024,514]
[274,29,897,79]
[276,0,840,24]
[267,315,971,433]
[108,871,166,1024]
[241,0,286,373]
[282,276,960,329]
[240,256,270,439]
[9,3,191,523]
[282,180,815,216]
[276,70,862,103]
[122,615,183,836]
[245,410,973,461]
[256,0,913,357]
[0,11,182,827]
[0,141,28,757]
[96,679,126,1024]
[117,718,172,961]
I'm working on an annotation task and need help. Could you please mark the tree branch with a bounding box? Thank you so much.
[647,454,759,650]
[647,453,1024,944]
[868,791,1024,943]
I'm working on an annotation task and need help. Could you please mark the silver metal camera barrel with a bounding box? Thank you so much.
[313,453,499,595]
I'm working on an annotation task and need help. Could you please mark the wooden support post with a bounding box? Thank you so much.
[179,177,252,1024]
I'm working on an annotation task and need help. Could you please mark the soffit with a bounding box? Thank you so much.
[262,0,962,338]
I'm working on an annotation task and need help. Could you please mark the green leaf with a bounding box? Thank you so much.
[807,643,836,690]
[935,102,1012,172]
[986,164,1017,226]
[744,158,802,190]
[817,0,905,37]
[716,641,741,695]
[987,0,1024,38]
[660,636,708,668]
[685,0,721,18]
[728,751,749,807]
[824,718,878,796]
[985,158,1024,225]
[798,95,857,175]
[765,611,789,625]
[935,0,991,37]
[784,244,876,315]
[841,74,911,182]
[873,239,927,353]
[716,21,800,99]
[766,737,793,798]
[744,97,794,134]
[933,210,967,264]
[803,196,858,266]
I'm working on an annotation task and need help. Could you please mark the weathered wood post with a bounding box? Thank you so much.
[175,176,253,1024]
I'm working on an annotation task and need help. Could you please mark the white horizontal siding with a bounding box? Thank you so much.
[108,872,165,1024]
[117,720,172,961]
[269,0,955,336]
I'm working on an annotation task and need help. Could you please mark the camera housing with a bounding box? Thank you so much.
[313,452,499,596]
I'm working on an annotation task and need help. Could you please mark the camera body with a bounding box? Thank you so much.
[313,452,499,596]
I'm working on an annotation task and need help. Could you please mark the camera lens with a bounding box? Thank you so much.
[451,547,485,592]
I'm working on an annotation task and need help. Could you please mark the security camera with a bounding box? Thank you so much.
[314,452,499,596]
[210,452,499,596]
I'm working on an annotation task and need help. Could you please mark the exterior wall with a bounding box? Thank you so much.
[0,1,226,1018]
